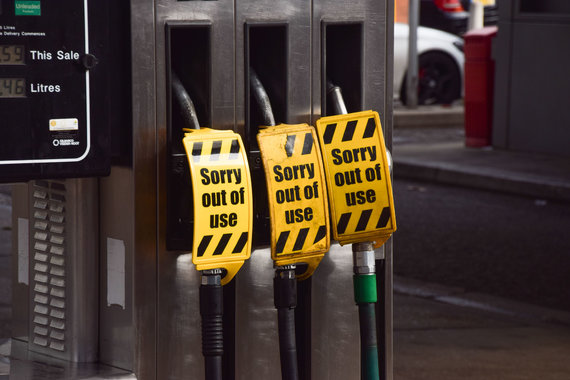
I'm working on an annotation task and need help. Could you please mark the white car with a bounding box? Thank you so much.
[394,22,464,105]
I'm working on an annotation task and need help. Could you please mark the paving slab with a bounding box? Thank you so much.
[394,142,570,202]
[392,107,570,203]
[394,104,464,128]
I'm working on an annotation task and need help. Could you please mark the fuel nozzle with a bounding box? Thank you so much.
[274,265,297,310]
[273,265,299,380]
[200,269,224,380]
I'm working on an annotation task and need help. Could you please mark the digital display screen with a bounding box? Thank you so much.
[0,45,25,65]
[0,78,26,98]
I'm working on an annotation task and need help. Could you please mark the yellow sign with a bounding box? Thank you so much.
[183,129,253,285]
[258,124,330,279]
[315,111,396,247]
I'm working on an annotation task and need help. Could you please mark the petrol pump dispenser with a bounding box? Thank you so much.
[183,127,253,380]
[316,89,396,380]
[6,0,394,377]
[170,70,254,379]
[251,70,330,380]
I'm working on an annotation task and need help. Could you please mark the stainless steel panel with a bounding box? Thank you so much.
[311,0,393,379]
[312,0,389,122]
[235,0,313,129]
[235,1,312,378]
[155,0,236,131]
[11,184,30,344]
[154,1,236,379]
[17,179,100,363]
[130,0,159,376]
[384,2,395,378]
[9,339,136,380]
[98,0,159,377]
[99,167,136,371]
[235,248,280,379]
[311,244,360,377]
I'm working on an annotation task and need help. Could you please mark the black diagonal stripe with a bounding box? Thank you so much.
[197,235,213,257]
[293,228,310,251]
[232,232,248,253]
[301,132,313,155]
[229,139,240,160]
[376,207,391,229]
[355,209,372,232]
[285,135,296,157]
[275,231,290,254]
[210,140,222,161]
[313,225,327,244]
[213,233,232,255]
[323,123,336,144]
[342,120,358,142]
[192,142,203,163]
[363,117,376,138]
[337,213,351,235]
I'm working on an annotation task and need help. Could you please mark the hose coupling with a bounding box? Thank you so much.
[274,265,297,310]
[353,242,376,275]
[201,268,223,285]
[275,264,297,279]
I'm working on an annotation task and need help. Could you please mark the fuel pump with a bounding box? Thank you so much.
[316,83,396,380]
[251,70,330,380]
[173,72,254,380]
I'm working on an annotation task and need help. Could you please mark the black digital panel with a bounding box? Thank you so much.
[0,0,124,181]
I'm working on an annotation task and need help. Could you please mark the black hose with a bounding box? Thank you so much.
[172,71,200,130]
[326,79,348,116]
[250,68,276,127]
[200,274,224,380]
[204,356,223,380]
[274,268,299,380]
[278,308,299,380]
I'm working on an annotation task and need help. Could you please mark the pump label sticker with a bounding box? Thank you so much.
[50,118,78,131]
[316,111,396,246]
[15,1,41,16]
[258,124,329,265]
[183,129,253,278]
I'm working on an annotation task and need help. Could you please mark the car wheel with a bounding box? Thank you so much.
[400,51,461,105]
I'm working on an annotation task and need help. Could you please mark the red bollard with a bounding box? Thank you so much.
[464,26,498,147]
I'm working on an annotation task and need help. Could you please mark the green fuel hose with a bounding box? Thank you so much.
[354,274,380,380]
[353,243,380,380]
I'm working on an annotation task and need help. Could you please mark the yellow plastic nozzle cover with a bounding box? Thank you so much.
[315,111,396,248]
[183,128,253,285]
[257,124,330,280]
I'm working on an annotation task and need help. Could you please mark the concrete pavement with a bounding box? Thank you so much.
[393,103,570,203]
[392,103,570,379]
[394,287,570,380]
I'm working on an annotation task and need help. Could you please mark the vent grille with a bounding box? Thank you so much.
[31,180,67,352]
